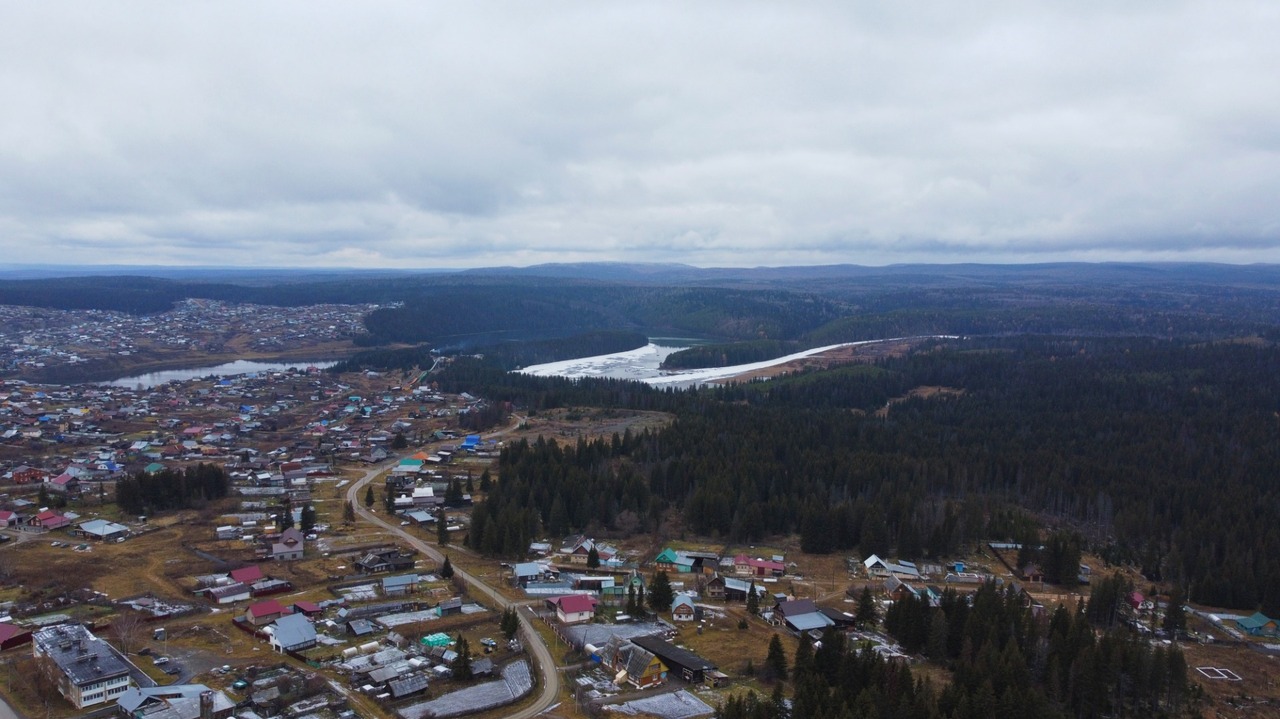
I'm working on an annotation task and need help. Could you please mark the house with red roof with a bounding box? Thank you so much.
[247,599,287,626]
[28,510,71,532]
[229,565,264,585]
[45,473,80,495]
[0,510,17,528]
[733,554,786,577]
[551,594,598,624]
[0,622,30,650]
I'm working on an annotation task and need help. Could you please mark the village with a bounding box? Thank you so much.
[0,299,377,381]
[0,357,1278,719]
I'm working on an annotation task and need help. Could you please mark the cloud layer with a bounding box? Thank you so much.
[2,2,1278,268]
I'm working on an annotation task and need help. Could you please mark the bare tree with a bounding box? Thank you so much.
[111,608,147,655]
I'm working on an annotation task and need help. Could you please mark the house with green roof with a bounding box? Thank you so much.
[1235,612,1279,637]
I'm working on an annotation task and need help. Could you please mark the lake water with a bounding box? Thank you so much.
[102,359,337,389]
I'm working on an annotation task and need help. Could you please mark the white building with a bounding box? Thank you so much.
[32,624,134,709]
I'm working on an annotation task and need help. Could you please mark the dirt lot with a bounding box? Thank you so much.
[1181,642,1280,718]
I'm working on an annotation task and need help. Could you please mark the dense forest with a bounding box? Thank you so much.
[460,335,1280,614]
[330,330,649,375]
[661,339,802,370]
[7,264,1277,353]
[115,464,231,516]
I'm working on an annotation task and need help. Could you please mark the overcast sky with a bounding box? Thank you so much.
[2,2,1278,269]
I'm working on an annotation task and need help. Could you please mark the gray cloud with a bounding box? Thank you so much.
[1,1,1278,268]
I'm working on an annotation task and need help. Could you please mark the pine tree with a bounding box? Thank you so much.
[587,546,600,568]
[441,555,454,579]
[343,500,356,523]
[746,581,760,614]
[364,485,375,508]
[479,469,492,492]
[300,504,317,532]
[501,607,520,641]
[437,515,451,545]
[277,498,294,531]
[451,636,473,680]
[857,586,878,626]
[648,571,675,613]
[1162,588,1186,636]
[793,633,815,680]
[763,634,789,682]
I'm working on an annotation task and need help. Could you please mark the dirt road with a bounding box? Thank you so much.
[344,436,560,718]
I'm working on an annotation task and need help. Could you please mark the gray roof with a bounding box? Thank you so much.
[388,672,429,698]
[785,612,836,632]
[32,624,131,687]
[270,613,316,650]
[513,562,543,577]
[382,573,419,589]
[116,685,235,719]
[78,518,129,537]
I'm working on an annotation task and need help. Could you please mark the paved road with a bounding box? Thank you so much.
[344,438,560,718]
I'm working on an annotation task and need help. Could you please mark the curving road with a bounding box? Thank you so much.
[343,440,560,718]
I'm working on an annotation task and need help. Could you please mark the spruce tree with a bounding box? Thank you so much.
[437,515,451,545]
[501,607,520,641]
[451,636,473,680]
[763,634,789,682]
[857,586,878,626]
[363,485,375,508]
[648,571,675,613]
[746,581,760,614]
[300,504,317,532]
[440,555,454,579]
[343,500,356,523]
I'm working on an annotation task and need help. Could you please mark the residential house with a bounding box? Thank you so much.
[733,554,786,577]
[246,599,287,626]
[671,595,696,622]
[561,536,617,566]
[32,624,134,709]
[598,635,667,688]
[0,510,17,528]
[632,635,718,684]
[271,528,304,561]
[512,562,545,588]
[46,472,80,495]
[206,583,252,605]
[863,554,921,580]
[382,574,419,597]
[229,565,264,585]
[551,594,598,624]
[28,510,71,532]
[11,465,48,484]
[355,548,416,574]
[772,598,835,633]
[0,622,30,650]
[115,684,236,719]
[1236,612,1279,637]
[268,613,317,653]
[77,519,129,541]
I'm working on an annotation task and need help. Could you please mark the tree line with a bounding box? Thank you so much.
[115,464,231,516]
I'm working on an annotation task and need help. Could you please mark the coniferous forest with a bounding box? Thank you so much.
[463,335,1280,615]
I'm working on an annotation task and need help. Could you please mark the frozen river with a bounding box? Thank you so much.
[518,337,950,388]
